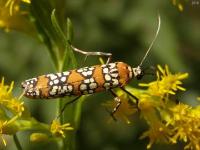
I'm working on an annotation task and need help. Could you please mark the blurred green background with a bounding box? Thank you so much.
[1,0,200,150]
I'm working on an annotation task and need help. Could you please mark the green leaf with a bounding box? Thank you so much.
[62,18,77,70]
[51,9,67,54]
[66,18,74,44]
[30,0,59,69]
[51,10,77,71]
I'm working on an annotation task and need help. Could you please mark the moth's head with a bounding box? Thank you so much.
[132,66,144,80]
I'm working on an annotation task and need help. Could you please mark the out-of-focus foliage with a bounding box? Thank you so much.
[0,0,200,150]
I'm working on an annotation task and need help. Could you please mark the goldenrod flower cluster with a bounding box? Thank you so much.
[0,77,73,146]
[0,78,24,145]
[104,65,200,150]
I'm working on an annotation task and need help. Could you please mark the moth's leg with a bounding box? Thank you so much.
[108,89,122,121]
[71,45,112,64]
[56,96,82,119]
[120,87,139,107]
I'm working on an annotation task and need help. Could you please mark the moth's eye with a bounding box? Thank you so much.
[136,70,144,80]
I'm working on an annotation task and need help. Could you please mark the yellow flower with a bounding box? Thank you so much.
[0,0,33,33]
[139,65,188,97]
[137,66,200,150]
[138,94,172,149]
[0,77,25,117]
[167,103,200,150]
[103,94,137,124]
[0,77,24,146]
[131,65,190,149]
[50,120,73,138]
[140,122,171,149]
[5,99,25,116]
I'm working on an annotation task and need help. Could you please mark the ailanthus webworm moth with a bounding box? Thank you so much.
[21,61,142,99]
[21,15,161,116]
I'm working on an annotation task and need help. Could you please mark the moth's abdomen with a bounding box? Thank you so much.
[21,71,73,98]
[21,62,133,99]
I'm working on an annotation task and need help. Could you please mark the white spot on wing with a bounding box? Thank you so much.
[35,90,40,96]
[90,78,94,82]
[77,69,83,73]
[83,68,88,71]
[68,85,73,92]
[52,86,58,90]
[53,79,59,84]
[82,72,88,77]
[89,67,94,70]
[49,81,53,86]
[57,73,62,77]
[47,74,57,80]
[87,71,93,75]
[104,83,110,89]
[89,83,97,89]
[61,77,66,82]
[29,84,33,88]
[103,68,109,73]
[105,74,111,81]
[88,90,94,94]
[50,86,58,95]
[110,68,118,73]
[80,84,87,91]
[63,71,70,76]
[84,79,90,83]
[112,79,119,86]
[63,86,68,91]
[111,73,118,78]
[50,91,56,95]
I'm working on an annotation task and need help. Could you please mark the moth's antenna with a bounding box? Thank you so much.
[139,14,161,67]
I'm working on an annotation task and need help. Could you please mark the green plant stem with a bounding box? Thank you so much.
[13,134,23,150]
[74,97,84,129]
[51,8,78,150]
[59,98,64,124]
[57,60,64,125]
